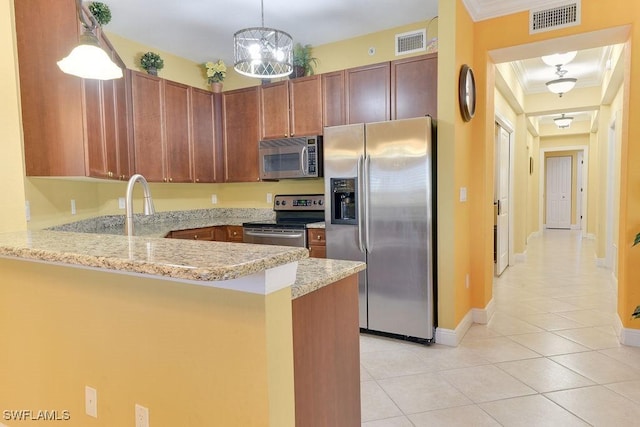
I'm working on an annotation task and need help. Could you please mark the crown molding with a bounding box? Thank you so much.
[462,0,577,22]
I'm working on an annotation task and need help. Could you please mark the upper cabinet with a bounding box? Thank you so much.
[223,86,261,182]
[322,71,346,127]
[345,62,391,124]
[15,0,132,179]
[391,53,438,120]
[191,88,222,183]
[259,75,323,139]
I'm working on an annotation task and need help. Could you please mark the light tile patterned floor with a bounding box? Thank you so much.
[360,230,640,426]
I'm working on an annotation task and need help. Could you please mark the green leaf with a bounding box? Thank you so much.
[633,305,640,319]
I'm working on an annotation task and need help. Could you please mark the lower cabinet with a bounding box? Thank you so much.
[167,225,243,242]
[307,229,326,258]
[292,274,361,426]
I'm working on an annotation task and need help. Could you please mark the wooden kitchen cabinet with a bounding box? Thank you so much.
[345,62,391,124]
[191,88,222,183]
[225,225,244,242]
[130,71,194,183]
[259,75,323,139]
[168,227,216,241]
[391,53,438,120]
[15,0,131,179]
[222,86,261,182]
[322,71,346,127]
[308,229,326,258]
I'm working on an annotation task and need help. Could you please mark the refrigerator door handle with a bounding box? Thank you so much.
[357,155,366,253]
[364,154,371,253]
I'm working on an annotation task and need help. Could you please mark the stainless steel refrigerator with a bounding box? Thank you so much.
[324,116,435,341]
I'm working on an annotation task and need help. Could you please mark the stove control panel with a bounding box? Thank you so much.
[274,194,325,211]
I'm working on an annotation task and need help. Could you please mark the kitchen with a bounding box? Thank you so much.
[2,0,438,425]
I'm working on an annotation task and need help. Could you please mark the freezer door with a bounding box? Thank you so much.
[323,124,368,328]
[364,117,434,339]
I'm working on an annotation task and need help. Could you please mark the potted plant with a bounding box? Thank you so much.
[88,1,112,26]
[292,43,318,78]
[204,59,226,92]
[140,52,164,76]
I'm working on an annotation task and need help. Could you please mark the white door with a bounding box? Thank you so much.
[546,156,572,229]
[495,125,510,275]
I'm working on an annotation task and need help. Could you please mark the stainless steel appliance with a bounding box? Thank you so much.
[259,136,323,180]
[243,194,325,247]
[324,117,435,341]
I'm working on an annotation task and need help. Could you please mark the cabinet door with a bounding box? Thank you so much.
[223,87,261,182]
[391,53,438,120]
[15,0,86,176]
[131,71,165,182]
[226,226,244,242]
[84,78,107,178]
[260,81,290,139]
[322,71,346,127]
[114,63,133,180]
[164,80,193,183]
[345,63,390,124]
[290,75,323,137]
[191,88,219,183]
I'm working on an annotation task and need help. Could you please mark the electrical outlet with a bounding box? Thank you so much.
[135,404,149,427]
[211,194,218,204]
[118,197,125,209]
[465,274,470,289]
[85,386,97,418]
[266,193,273,203]
[459,187,467,202]
[25,201,31,221]
[71,199,77,215]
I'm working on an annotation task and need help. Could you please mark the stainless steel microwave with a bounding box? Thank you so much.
[259,136,323,180]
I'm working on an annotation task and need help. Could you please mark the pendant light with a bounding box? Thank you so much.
[541,51,577,67]
[545,65,577,97]
[57,0,123,80]
[233,0,293,79]
[554,113,574,129]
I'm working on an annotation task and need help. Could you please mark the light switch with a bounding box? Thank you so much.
[459,187,467,202]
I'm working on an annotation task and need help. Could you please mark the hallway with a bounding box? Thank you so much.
[360,230,640,426]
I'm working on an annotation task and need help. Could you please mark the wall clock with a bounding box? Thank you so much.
[458,64,476,122]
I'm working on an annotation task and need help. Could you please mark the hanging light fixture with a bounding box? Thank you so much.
[554,113,574,129]
[541,51,577,67]
[57,0,123,80]
[233,0,293,79]
[545,65,577,97]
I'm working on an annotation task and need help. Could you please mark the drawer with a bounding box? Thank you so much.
[307,229,326,245]
[226,225,244,242]
[168,227,215,241]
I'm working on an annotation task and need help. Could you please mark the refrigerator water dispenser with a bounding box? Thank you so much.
[330,178,357,225]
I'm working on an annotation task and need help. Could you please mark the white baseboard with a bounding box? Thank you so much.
[616,315,640,347]
[435,299,495,347]
[596,257,607,267]
[586,233,596,240]
[527,231,540,243]
[473,298,495,324]
[435,310,472,347]
[571,224,581,230]
[514,252,527,263]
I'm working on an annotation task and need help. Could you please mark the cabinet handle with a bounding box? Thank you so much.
[163,178,167,182]
[107,171,113,178]
[195,178,200,183]
[194,235,198,239]
[169,178,173,182]
[317,235,321,240]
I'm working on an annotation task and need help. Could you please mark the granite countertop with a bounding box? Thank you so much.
[291,258,365,299]
[0,230,307,282]
[306,221,325,229]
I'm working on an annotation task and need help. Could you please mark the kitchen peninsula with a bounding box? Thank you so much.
[0,222,364,426]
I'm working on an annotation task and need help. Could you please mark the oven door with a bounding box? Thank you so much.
[243,227,307,247]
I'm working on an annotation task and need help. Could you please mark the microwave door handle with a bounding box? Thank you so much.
[357,155,365,253]
[300,146,309,176]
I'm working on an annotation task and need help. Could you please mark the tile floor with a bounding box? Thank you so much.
[360,230,640,426]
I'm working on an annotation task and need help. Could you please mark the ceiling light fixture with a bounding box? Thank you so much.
[554,113,574,128]
[233,0,293,79]
[57,0,123,80]
[545,65,577,97]
[541,51,577,67]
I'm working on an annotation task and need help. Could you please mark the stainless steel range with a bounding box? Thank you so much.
[242,194,325,247]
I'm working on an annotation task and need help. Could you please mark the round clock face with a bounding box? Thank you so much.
[459,64,476,122]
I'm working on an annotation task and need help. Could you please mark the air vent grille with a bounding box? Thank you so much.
[395,29,426,56]
[530,1,580,34]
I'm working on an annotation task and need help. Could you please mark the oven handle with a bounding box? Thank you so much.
[244,231,305,239]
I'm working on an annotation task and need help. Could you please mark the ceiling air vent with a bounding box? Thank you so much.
[395,29,426,56]
[530,1,581,34]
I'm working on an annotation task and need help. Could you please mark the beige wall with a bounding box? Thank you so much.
[0,258,295,426]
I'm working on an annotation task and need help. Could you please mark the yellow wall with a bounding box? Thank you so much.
[527,132,541,240]
[0,0,26,233]
[0,258,295,426]
[472,1,640,329]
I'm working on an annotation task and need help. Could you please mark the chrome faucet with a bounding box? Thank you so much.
[125,174,156,236]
